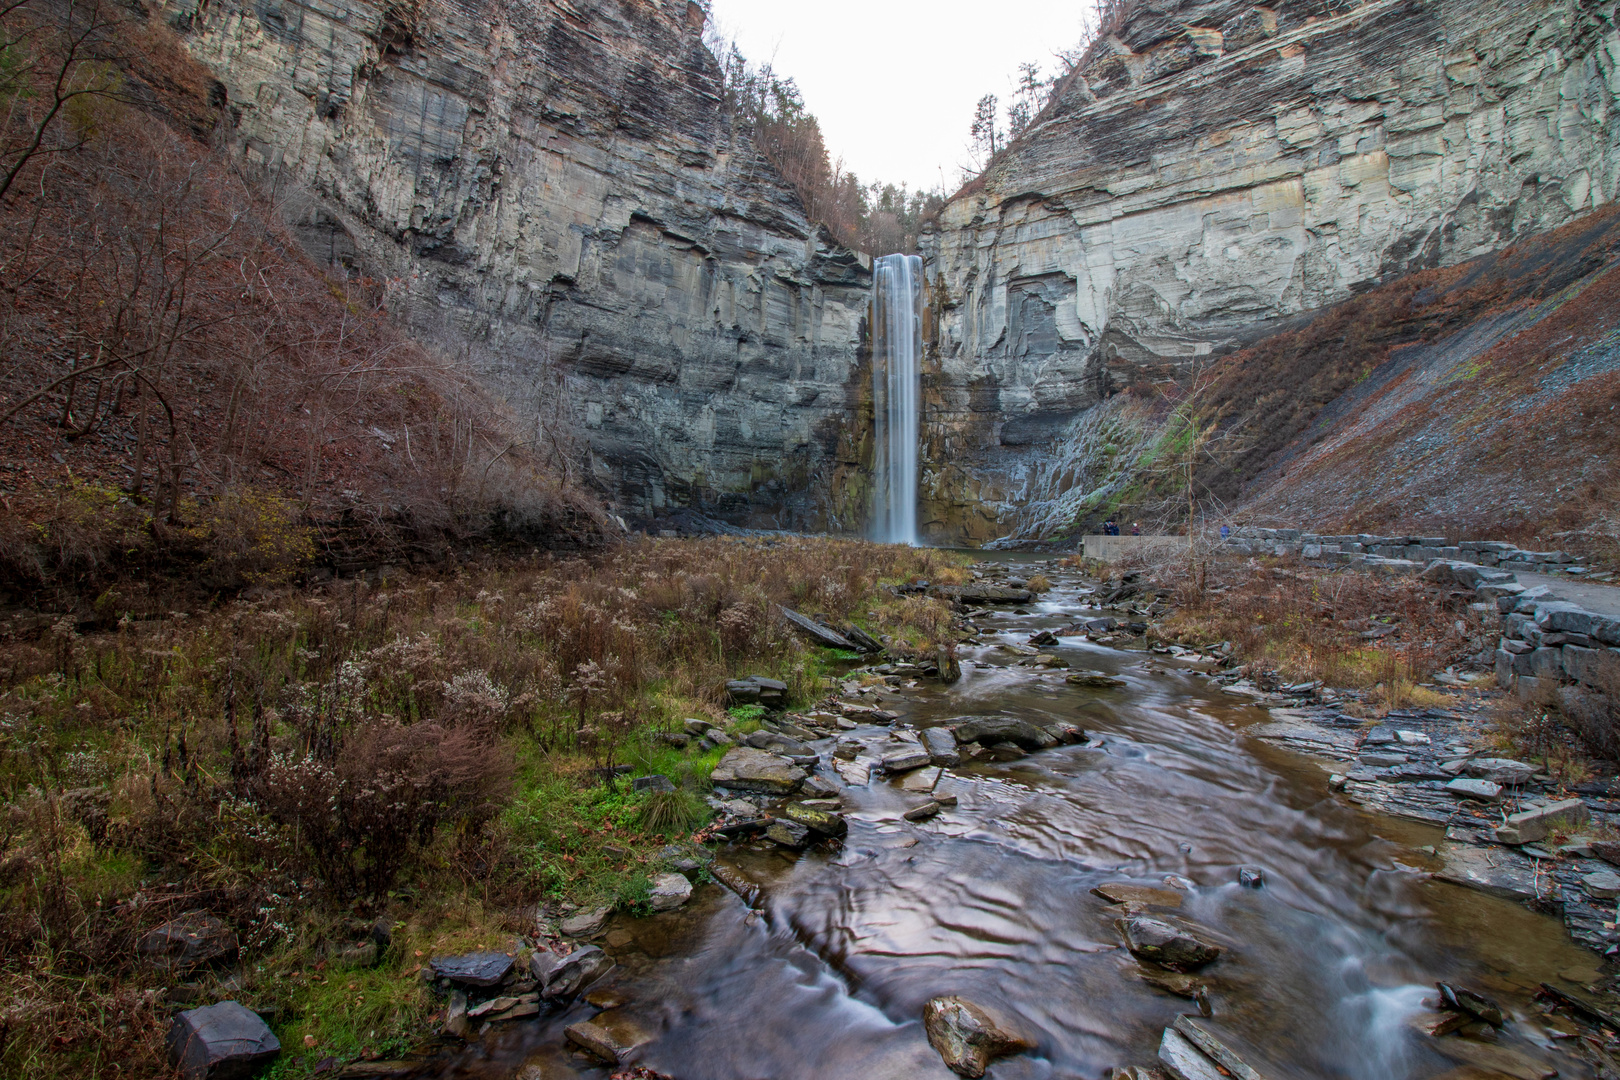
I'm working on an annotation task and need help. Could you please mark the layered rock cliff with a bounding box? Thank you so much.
[922,0,1620,543]
[159,0,872,530]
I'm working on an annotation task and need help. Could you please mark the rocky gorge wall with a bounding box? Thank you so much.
[157,0,874,530]
[921,0,1620,544]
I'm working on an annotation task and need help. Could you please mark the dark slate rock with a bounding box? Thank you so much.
[430,950,514,988]
[139,911,239,974]
[921,726,960,766]
[1118,917,1222,971]
[167,1001,280,1080]
[780,607,856,649]
[632,774,675,793]
[530,945,612,1001]
[765,819,813,848]
[950,716,1057,751]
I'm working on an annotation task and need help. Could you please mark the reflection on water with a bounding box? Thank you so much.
[429,564,1595,1079]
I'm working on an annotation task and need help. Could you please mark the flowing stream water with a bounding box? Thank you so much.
[870,254,922,547]
[433,558,1596,1080]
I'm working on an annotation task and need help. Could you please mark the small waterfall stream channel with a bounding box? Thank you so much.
[426,556,1598,1080]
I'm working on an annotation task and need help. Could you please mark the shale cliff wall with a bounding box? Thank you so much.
[159,0,872,530]
[922,0,1620,543]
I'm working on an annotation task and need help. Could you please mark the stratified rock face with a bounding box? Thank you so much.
[921,0,1620,543]
[160,0,871,528]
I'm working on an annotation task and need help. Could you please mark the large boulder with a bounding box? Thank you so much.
[167,1001,280,1080]
[950,717,1057,751]
[881,746,932,773]
[725,675,788,708]
[138,912,238,974]
[530,944,612,1001]
[745,730,813,756]
[921,727,961,766]
[710,747,806,795]
[922,996,1033,1078]
[1118,917,1221,971]
[648,872,693,912]
[564,1010,652,1065]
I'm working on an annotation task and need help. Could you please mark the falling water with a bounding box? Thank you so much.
[871,253,923,545]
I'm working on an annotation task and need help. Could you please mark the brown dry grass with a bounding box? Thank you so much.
[1151,555,1485,703]
[0,536,963,1076]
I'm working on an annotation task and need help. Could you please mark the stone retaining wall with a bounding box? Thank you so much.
[1227,528,1618,696]
[1079,535,1183,563]
[1225,528,1595,578]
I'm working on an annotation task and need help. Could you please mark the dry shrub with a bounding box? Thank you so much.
[1155,556,1478,690]
[179,486,316,587]
[256,718,510,903]
[0,0,597,596]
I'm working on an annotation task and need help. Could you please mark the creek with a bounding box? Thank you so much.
[430,559,1595,1079]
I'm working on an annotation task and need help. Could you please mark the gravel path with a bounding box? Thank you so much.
[1516,571,1620,618]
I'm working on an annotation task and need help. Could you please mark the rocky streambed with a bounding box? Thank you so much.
[410,557,1615,1080]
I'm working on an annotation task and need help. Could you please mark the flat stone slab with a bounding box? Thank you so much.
[1245,714,1358,760]
[1445,778,1503,800]
[1172,1016,1265,1080]
[834,759,872,786]
[881,746,932,773]
[710,747,806,795]
[430,951,514,987]
[1091,882,1183,908]
[780,606,856,650]
[900,766,942,792]
[1582,870,1620,899]
[1158,1027,1227,1080]
[1434,841,1550,902]
[565,1010,652,1065]
[1494,798,1590,844]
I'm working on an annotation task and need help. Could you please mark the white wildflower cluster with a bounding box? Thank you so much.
[367,632,444,676]
[443,670,508,718]
[517,597,556,634]
[335,659,369,709]
[60,750,109,786]
[818,576,849,603]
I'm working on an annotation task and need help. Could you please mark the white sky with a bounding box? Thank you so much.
[705,1,1094,193]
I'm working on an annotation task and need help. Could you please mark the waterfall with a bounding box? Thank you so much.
[871,253,922,545]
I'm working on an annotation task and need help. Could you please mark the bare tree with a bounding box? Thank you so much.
[969,93,1001,164]
[0,0,128,203]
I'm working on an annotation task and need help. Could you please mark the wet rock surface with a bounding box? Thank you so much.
[425,557,1609,1079]
[1118,917,1223,972]
[921,996,1033,1077]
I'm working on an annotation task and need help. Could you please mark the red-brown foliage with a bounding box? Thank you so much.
[0,0,598,596]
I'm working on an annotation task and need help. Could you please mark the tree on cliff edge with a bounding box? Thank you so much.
[970,93,1002,166]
